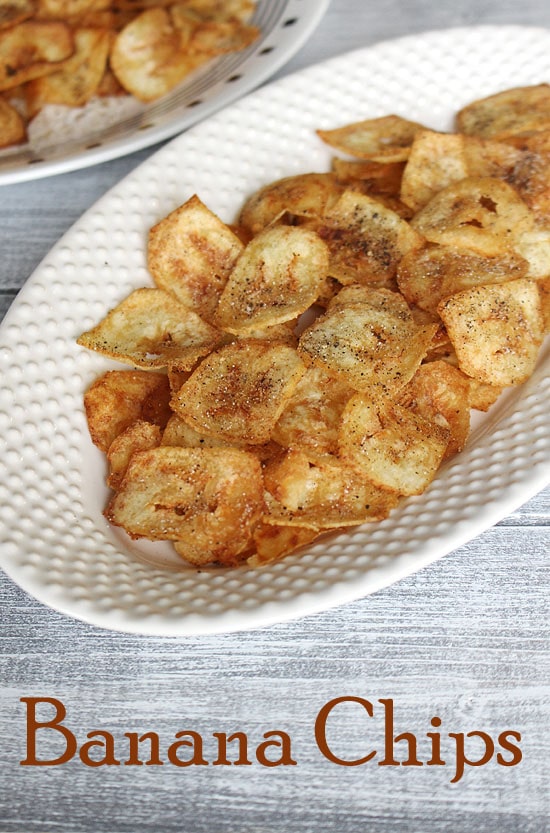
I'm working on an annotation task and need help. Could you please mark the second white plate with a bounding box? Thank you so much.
[0,0,329,185]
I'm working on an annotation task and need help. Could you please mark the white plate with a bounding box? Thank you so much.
[0,0,329,186]
[0,25,549,636]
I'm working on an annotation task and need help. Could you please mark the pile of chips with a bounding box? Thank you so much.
[78,83,550,568]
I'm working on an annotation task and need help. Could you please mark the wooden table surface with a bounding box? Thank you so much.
[1,2,549,831]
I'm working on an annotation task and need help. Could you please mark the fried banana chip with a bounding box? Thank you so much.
[263,449,398,529]
[456,84,550,140]
[106,419,161,491]
[298,288,437,396]
[0,97,25,146]
[161,413,279,460]
[171,339,306,444]
[438,278,544,386]
[317,189,424,285]
[410,176,550,277]
[339,398,450,496]
[398,360,471,458]
[172,0,256,22]
[83,369,171,452]
[77,287,221,370]
[272,365,354,464]
[25,26,110,116]
[215,225,329,334]
[248,522,321,567]
[317,114,427,162]
[400,130,522,212]
[0,20,74,91]
[106,446,264,566]
[396,243,529,315]
[36,0,110,17]
[238,173,344,236]
[110,7,203,102]
[0,0,36,30]
[148,194,244,322]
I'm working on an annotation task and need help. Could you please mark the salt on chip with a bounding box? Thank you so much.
[263,449,398,529]
[171,339,306,445]
[396,243,529,315]
[238,173,344,236]
[339,398,450,496]
[77,287,221,370]
[438,278,544,387]
[106,446,264,566]
[317,189,424,286]
[148,194,244,322]
[106,419,161,490]
[215,225,329,334]
[83,369,171,452]
[400,130,522,212]
[271,365,353,464]
[410,175,550,277]
[0,20,74,91]
[317,114,427,163]
[398,360,471,459]
[161,413,279,460]
[456,84,550,141]
[298,288,437,396]
[25,26,110,116]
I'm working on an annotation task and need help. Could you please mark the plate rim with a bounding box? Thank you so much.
[1,23,549,636]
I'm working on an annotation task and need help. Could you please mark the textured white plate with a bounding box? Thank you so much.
[0,25,549,636]
[0,0,328,185]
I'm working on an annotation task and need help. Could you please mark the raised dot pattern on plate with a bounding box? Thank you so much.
[0,26,549,635]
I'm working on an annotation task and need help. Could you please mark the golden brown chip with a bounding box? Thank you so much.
[248,523,321,567]
[400,130,522,212]
[171,339,306,445]
[186,18,258,55]
[398,361,471,458]
[170,0,256,22]
[36,0,110,17]
[456,84,550,140]
[0,96,25,147]
[77,287,221,370]
[339,399,450,496]
[238,173,344,236]
[83,369,171,452]
[396,243,529,315]
[317,114,427,162]
[215,225,329,334]
[298,289,437,397]
[106,446,264,566]
[0,0,36,30]
[537,276,550,333]
[508,131,550,222]
[161,412,279,460]
[148,194,244,322]
[110,7,204,102]
[106,419,161,491]
[0,20,74,92]
[317,189,424,286]
[271,365,353,464]
[438,278,544,387]
[263,449,398,529]
[25,26,111,116]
